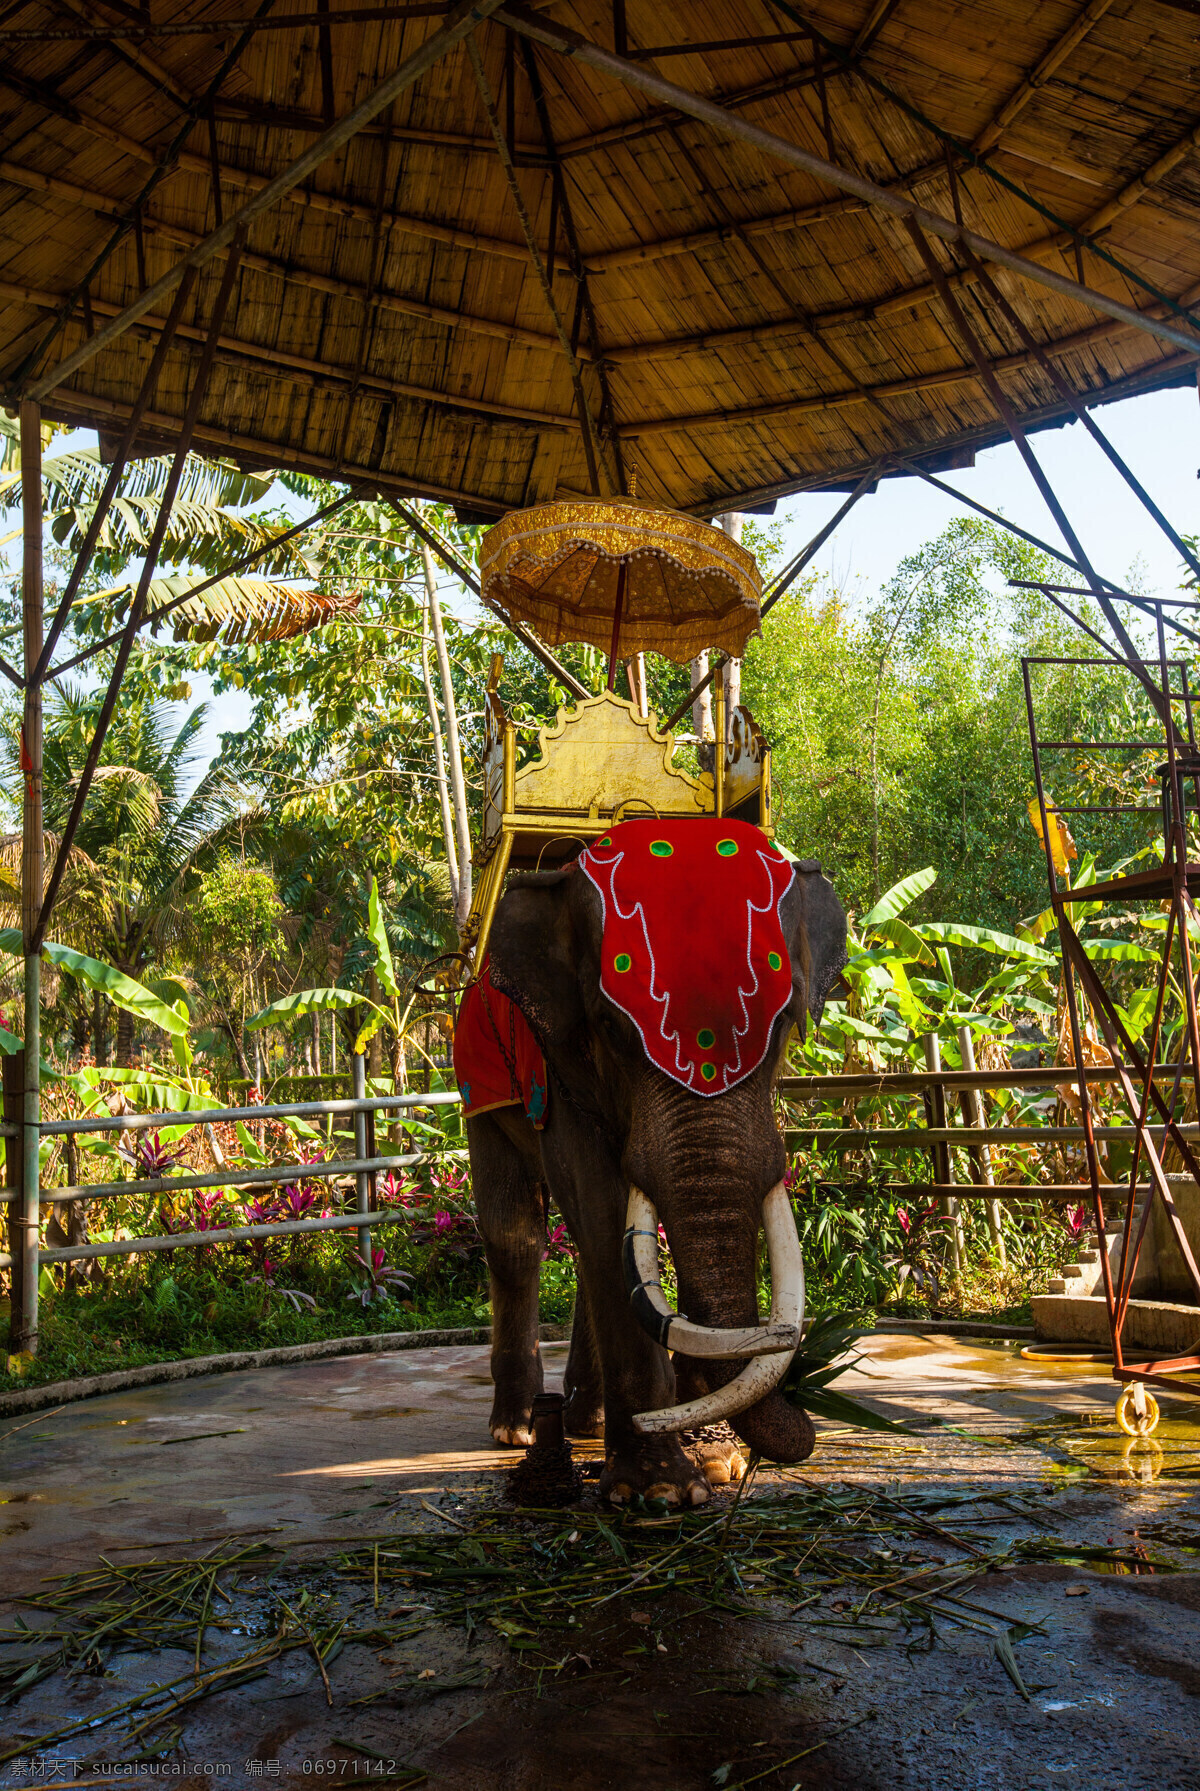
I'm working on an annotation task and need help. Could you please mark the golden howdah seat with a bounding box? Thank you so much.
[462,494,772,966]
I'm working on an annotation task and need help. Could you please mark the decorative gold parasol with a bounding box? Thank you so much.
[479,497,762,668]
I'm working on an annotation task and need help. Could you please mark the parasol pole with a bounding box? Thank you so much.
[606,561,628,691]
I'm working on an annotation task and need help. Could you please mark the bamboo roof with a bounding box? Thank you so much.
[1,0,1198,521]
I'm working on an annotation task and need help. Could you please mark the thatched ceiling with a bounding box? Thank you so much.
[1,0,1198,520]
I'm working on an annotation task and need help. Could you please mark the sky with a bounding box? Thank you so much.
[32,379,1200,768]
[771,381,1199,608]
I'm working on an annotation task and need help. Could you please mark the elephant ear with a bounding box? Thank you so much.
[486,866,585,1052]
[779,859,847,1041]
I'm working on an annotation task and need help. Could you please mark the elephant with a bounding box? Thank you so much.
[461,820,847,1508]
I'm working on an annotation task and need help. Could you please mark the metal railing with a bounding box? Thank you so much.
[777,1049,1191,1215]
[1,1077,463,1280]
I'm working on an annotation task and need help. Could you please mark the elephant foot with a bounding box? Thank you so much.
[563,1388,605,1438]
[600,1436,710,1508]
[490,1396,535,1447]
[688,1435,747,1487]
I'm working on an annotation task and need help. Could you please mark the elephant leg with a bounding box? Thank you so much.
[468,1109,545,1447]
[562,1275,604,1438]
[540,1115,709,1508]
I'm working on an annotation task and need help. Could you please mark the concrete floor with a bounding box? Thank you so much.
[3,1334,1200,1789]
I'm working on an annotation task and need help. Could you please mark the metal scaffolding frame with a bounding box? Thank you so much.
[1024,608,1200,1413]
[7,1,1200,1358]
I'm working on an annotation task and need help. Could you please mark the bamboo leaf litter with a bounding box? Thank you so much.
[0,1485,1174,1765]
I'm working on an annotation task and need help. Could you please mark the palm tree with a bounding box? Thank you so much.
[0,422,359,661]
[24,687,246,1065]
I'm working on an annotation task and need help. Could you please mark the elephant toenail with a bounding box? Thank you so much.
[702,1460,731,1485]
[688,1482,710,1505]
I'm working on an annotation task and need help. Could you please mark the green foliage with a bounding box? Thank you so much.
[0,928,188,1036]
[1,447,1189,1368]
[246,985,381,1032]
[190,857,282,957]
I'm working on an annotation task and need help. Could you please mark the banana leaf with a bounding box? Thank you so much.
[368,878,400,1000]
[861,866,937,926]
[0,930,189,1036]
[916,921,1055,964]
[247,986,386,1031]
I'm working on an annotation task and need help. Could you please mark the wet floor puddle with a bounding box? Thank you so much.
[1016,1404,1200,1483]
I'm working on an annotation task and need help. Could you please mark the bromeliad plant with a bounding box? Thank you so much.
[778,1310,910,1432]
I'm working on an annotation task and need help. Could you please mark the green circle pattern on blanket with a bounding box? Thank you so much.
[614,952,632,973]
[697,1027,716,1049]
[716,838,738,856]
[650,839,673,856]
[700,1061,717,1082]
[768,951,783,971]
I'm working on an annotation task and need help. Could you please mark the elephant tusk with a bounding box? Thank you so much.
[622,1185,802,1360]
[632,1181,803,1433]
[626,1182,805,1435]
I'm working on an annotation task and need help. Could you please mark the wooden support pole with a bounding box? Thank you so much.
[466,31,604,496]
[663,469,877,735]
[923,1033,963,1279]
[16,401,42,1354]
[3,1046,24,1349]
[391,500,589,702]
[956,1024,1005,1267]
[25,0,509,401]
[352,1050,371,1267]
[963,249,1200,583]
[519,37,625,495]
[33,243,245,952]
[904,220,1182,736]
[30,264,200,688]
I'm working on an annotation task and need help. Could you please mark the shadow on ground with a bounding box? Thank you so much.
[2,1333,1199,1790]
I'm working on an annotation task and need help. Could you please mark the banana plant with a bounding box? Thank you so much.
[798,866,1060,1073]
[0,927,189,1043]
[246,878,442,1090]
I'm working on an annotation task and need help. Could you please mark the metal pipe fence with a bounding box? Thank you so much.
[4,1044,1190,1314]
[1,1074,464,1280]
[778,1048,1190,1220]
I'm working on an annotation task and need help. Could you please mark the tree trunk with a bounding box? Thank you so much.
[690,652,712,740]
[420,572,460,914]
[224,1018,253,1082]
[311,1009,321,1076]
[69,992,91,1067]
[92,991,108,1067]
[114,1003,135,1068]
[419,532,472,929]
[625,653,647,719]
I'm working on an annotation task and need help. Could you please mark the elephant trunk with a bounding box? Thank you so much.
[625,1185,815,1465]
[698,1364,816,1465]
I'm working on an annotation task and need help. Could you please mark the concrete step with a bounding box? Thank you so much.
[1032,1292,1200,1353]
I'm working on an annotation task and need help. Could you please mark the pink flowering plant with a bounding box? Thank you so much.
[347,1245,414,1307]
